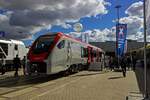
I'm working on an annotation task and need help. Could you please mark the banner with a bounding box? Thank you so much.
[116,24,127,57]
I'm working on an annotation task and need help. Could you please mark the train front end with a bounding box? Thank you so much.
[27,33,61,74]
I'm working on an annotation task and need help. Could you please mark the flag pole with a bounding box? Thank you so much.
[115,5,121,67]
[143,0,149,99]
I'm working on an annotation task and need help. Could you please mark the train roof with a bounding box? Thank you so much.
[11,40,25,45]
[0,39,24,45]
[0,39,11,44]
[40,32,104,52]
[61,33,104,52]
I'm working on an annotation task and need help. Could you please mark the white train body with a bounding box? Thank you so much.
[0,39,28,67]
[49,37,87,73]
[28,32,104,74]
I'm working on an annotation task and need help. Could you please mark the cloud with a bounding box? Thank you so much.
[82,1,144,42]
[125,1,143,17]
[116,1,144,41]
[68,27,116,42]
[120,1,150,42]
[69,1,144,43]
[0,13,43,40]
[81,1,147,42]
[120,16,143,36]
[0,0,109,39]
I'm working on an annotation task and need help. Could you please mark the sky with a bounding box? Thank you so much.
[0,0,146,46]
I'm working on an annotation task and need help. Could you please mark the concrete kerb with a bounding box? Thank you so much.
[126,92,144,100]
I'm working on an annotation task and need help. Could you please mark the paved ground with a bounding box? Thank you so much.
[134,66,150,96]
[0,70,141,100]
[0,69,24,80]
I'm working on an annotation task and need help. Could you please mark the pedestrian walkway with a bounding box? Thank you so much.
[0,68,147,100]
[0,70,142,100]
[134,66,150,97]
[33,71,141,100]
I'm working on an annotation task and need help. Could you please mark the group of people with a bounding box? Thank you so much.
[1,55,26,76]
[108,55,137,77]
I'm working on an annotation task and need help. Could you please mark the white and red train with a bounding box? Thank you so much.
[27,32,104,74]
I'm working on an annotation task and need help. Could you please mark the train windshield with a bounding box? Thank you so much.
[33,35,56,54]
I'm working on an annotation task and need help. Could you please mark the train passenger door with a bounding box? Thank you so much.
[88,47,92,64]
[54,40,66,71]
[65,41,71,68]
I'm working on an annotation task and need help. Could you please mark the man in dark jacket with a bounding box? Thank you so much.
[13,55,21,76]
[22,56,26,75]
[120,56,127,77]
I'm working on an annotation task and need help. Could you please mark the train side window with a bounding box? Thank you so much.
[81,47,88,58]
[92,50,96,57]
[81,47,84,58]
[14,45,18,50]
[57,40,65,49]
[83,48,88,57]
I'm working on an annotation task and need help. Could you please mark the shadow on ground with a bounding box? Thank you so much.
[108,76,124,80]
[72,71,107,77]
[0,72,69,88]
[0,71,106,88]
[134,66,150,96]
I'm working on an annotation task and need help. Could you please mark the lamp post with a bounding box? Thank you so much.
[143,0,149,99]
[115,5,121,68]
[115,5,121,24]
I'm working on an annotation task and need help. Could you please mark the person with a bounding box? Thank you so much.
[13,55,21,76]
[1,55,6,75]
[127,56,131,70]
[108,56,111,70]
[22,56,26,75]
[120,56,127,77]
[132,55,137,70]
[109,56,114,71]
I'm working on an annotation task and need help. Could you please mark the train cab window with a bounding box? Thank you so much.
[14,45,18,50]
[57,40,65,49]
[33,35,56,54]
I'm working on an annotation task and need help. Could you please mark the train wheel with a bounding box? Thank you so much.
[70,65,74,73]
[78,64,82,71]
[63,70,69,76]
[74,65,79,73]
[68,65,74,73]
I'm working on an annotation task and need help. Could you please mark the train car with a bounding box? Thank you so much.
[0,39,28,70]
[27,32,104,75]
